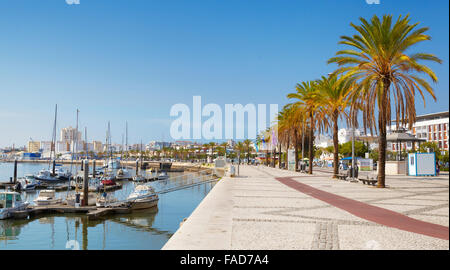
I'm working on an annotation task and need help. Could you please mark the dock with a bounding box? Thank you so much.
[9,204,129,221]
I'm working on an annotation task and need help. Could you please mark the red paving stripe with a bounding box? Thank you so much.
[275,177,449,241]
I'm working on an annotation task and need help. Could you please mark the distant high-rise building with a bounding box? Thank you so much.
[60,126,82,142]
[40,141,53,153]
[93,141,103,153]
[27,141,40,153]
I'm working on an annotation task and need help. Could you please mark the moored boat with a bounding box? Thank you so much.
[127,185,158,210]
[17,174,39,191]
[66,192,97,206]
[158,171,169,180]
[96,192,118,207]
[34,190,62,206]
[0,191,30,220]
[132,175,146,182]
[116,168,132,180]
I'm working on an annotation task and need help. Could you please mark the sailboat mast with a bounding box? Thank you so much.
[50,104,57,170]
[125,121,128,160]
[85,127,88,160]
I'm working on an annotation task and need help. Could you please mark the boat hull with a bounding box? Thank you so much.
[130,198,158,210]
[0,203,29,220]
[34,198,62,206]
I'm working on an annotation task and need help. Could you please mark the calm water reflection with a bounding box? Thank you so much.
[0,162,217,249]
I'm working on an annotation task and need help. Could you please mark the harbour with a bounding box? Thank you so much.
[0,161,221,249]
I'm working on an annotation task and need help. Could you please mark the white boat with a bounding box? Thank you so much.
[18,174,39,191]
[158,171,169,180]
[0,191,30,220]
[33,190,62,206]
[66,192,97,206]
[127,185,158,210]
[34,169,58,181]
[34,167,71,182]
[96,192,118,207]
[132,175,146,182]
[116,168,132,180]
[107,159,121,170]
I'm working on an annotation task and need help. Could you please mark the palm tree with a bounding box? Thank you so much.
[317,74,353,178]
[328,14,441,187]
[288,81,326,174]
[234,142,245,164]
[243,139,253,164]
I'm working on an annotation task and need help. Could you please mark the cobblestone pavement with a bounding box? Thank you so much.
[163,165,449,250]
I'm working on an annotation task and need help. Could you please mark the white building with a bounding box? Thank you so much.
[388,111,449,152]
[56,141,70,154]
[60,126,82,142]
[40,141,53,153]
[315,134,332,148]
[338,128,361,144]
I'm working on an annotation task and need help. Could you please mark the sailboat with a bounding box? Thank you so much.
[116,124,132,180]
[34,105,71,182]
[101,122,117,186]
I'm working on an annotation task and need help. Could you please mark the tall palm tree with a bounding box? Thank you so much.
[288,81,326,174]
[234,142,245,164]
[317,74,353,178]
[328,14,441,187]
[243,139,253,164]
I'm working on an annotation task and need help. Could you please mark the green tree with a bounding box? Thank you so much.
[329,15,441,187]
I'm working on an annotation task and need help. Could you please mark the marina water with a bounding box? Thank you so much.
[0,162,217,249]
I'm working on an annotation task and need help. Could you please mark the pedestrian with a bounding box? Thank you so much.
[436,161,440,176]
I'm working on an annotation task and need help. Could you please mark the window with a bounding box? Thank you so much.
[410,156,414,166]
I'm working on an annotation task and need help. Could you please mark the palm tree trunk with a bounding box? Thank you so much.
[377,79,389,188]
[294,129,299,171]
[278,143,282,169]
[285,135,290,170]
[308,113,314,174]
[333,110,339,178]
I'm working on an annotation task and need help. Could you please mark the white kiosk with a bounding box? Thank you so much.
[407,153,436,176]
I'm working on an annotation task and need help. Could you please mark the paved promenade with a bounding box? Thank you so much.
[163,165,449,250]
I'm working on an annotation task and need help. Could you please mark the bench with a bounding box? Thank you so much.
[359,178,377,186]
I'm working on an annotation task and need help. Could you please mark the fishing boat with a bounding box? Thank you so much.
[158,171,169,180]
[34,166,71,182]
[18,174,39,191]
[34,190,62,206]
[127,185,158,210]
[66,192,97,206]
[116,168,132,180]
[100,174,116,186]
[0,191,30,220]
[96,192,118,207]
[132,175,146,182]
[107,159,121,170]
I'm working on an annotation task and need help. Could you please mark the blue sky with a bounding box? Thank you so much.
[0,0,448,147]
